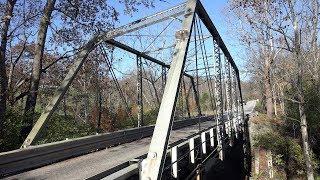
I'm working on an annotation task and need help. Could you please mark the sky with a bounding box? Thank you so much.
[112,0,248,80]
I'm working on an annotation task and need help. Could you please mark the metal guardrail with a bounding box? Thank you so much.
[92,115,237,179]
[95,124,218,179]
[0,116,213,177]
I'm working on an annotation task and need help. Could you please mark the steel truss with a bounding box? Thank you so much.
[20,0,247,179]
[21,2,191,147]
[141,0,245,179]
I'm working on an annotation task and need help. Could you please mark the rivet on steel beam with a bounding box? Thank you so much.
[149,152,157,159]
[184,8,192,17]
[175,29,189,41]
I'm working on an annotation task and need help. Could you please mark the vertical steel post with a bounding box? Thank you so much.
[235,74,243,129]
[140,1,196,179]
[201,132,207,154]
[137,55,144,127]
[232,68,239,136]
[225,59,234,145]
[183,77,191,118]
[223,57,229,136]
[213,41,226,160]
[231,67,239,138]
[191,77,202,116]
[161,66,167,94]
[209,128,214,147]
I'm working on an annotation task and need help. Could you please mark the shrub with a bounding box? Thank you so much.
[254,131,318,177]
[36,114,96,144]
[0,109,24,152]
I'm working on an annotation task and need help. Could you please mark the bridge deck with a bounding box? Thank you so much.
[3,101,257,180]
[5,121,214,180]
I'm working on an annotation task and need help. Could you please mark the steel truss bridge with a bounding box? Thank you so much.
[0,0,252,179]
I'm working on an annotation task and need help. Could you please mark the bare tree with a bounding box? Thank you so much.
[22,0,56,139]
[229,1,280,118]
[230,0,319,178]
[21,0,155,140]
[0,0,17,136]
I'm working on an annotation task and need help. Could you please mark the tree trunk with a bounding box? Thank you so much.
[96,87,102,131]
[299,99,314,180]
[264,58,273,118]
[254,148,260,175]
[7,62,14,105]
[22,0,56,140]
[297,51,314,180]
[293,16,315,179]
[272,84,277,117]
[266,150,274,179]
[0,0,16,136]
[279,85,285,115]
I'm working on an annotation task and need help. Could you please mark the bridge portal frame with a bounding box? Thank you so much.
[140,0,245,179]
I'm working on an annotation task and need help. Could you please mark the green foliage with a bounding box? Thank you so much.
[254,131,318,177]
[304,86,320,130]
[36,114,96,145]
[284,82,320,174]
[1,104,162,153]
[0,108,96,152]
[113,106,135,130]
[114,117,135,130]
[200,92,209,111]
[143,107,159,125]
[0,109,24,152]
[112,107,159,130]
[254,100,265,113]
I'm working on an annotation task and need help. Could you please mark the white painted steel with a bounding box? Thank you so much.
[201,132,206,154]
[209,128,214,147]
[189,138,195,164]
[171,146,178,178]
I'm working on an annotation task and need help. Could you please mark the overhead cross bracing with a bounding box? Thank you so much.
[0,0,251,179]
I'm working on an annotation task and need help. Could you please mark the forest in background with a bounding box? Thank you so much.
[229,0,320,179]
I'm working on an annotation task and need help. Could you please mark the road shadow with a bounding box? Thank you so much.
[204,136,246,180]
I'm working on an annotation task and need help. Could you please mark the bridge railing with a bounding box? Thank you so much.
[0,116,212,177]
[104,116,249,179]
